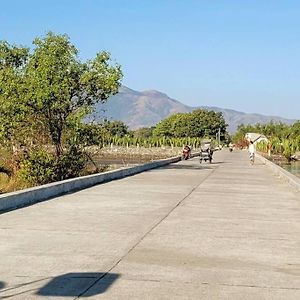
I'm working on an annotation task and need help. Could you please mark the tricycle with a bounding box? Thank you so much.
[199,140,213,163]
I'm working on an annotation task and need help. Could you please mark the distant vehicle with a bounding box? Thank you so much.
[199,140,213,163]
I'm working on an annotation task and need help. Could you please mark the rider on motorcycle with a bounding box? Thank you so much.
[182,145,191,160]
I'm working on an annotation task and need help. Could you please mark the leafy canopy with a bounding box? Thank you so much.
[0,32,123,157]
[0,41,30,145]
[26,32,123,155]
[153,109,228,139]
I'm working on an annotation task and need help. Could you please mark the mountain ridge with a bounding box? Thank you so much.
[97,86,295,133]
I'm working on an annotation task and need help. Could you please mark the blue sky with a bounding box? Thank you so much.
[1,0,300,119]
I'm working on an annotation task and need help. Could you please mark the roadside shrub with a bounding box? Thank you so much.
[282,139,293,162]
[20,149,55,185]
[20,146,87,185]
[54,146,87,181]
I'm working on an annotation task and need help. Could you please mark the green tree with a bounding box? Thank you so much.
[153,109,227,139]
[26,32,123,157]
[153,114,179,137]
[188,109,227,138]
[290,121,300,139]
[133,127,155,138]
[0,32,123,184]
[0,41,29,148]
[101,120,128,137]
[231,124,255,144]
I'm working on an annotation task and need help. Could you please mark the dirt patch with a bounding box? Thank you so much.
[259,152,288,164]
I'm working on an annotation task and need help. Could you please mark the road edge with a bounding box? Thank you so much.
[257,153,300,193]
[0,155,183,213]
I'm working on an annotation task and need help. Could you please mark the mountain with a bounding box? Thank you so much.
[96,86,295,133]
[98,86,191,128]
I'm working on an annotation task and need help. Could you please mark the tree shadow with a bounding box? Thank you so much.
[36,272,120,297]
[0,281,6,290]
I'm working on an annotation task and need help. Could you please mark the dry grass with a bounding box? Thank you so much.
[0,173,29,194]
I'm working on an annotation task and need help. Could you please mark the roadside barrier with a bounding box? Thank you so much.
[0,156,182,213]
[257,153,300,193]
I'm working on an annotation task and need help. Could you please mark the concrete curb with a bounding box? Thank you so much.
[0,155,182,213]
[257,153,300,193]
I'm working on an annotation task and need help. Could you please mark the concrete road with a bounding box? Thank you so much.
[0,150,299,299]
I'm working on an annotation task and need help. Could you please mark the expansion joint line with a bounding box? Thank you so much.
[76,164,218,299]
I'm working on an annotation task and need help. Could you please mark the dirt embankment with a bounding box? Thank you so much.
[87,146,182,163]
[259,152,288,164]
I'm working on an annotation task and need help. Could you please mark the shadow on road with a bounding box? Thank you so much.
[0,281,6,290]
[209,161,229,164]
[36,272,120,297]
[162,164,214,170]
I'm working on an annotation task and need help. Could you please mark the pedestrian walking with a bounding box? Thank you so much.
[248,141,256,165]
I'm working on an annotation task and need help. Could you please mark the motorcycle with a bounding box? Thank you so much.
[182,146,191,160]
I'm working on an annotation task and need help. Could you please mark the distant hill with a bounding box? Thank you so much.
[96,86,295,132]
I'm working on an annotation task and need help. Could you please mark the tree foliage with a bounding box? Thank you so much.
[1,33,122,153]
[153,109,227,139]
[0,32,123,182]
[0,41,30,146]
[101,120,128,137]
[25,32,122,156]
[132,127,155,138]
[20,146,87,185]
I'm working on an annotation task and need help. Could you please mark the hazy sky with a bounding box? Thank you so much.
[1,0,300,119]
